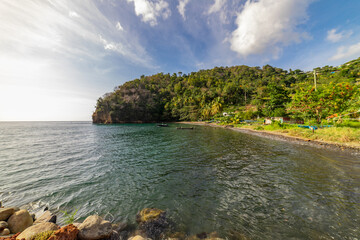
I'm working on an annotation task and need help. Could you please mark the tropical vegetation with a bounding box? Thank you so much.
[93,57,360,124]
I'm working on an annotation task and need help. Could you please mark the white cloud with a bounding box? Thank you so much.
[330,42,360,61]
[177,0,190,20]
[127,0,171,26]
[208,0,226,14]
[0,0,155,120]
[0,1,152,64]
[326,28,352,43]
[116,21,124,31]
[229,0,311,58]
[68,11,80,18]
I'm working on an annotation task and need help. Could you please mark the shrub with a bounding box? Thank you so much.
[61,209,78,224]
[31,231,55,240]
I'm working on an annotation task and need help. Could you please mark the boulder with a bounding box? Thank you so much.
[72,223,81,228]
[136,208,170,240]
[7,209,33,233]
[47,224,79,240]
[0,221,8,230]
[136,208,164,223]
[128,235,147,240]
[0,208,16,221]
[77,215,112,240]
[16,222,59,240]
[34,211,56,224]
[0,228,10,236]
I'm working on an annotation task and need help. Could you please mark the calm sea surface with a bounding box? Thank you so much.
[0,122,359,239]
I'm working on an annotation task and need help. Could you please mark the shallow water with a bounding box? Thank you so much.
[0,122,359,239]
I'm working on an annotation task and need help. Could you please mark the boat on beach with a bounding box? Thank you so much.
[176,127,194,130]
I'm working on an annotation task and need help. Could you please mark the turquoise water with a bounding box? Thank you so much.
[0,122,359,239]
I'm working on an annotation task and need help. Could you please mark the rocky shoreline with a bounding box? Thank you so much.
[0,204,228,240]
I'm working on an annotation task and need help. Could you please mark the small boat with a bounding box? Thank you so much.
[157,123,169,127]
[176,127,194,130]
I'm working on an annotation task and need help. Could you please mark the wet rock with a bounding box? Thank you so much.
[34,211,57,224]
[119,230,129,240]
[196,232,207,239]
[109,230,119,240]
[227,230,250,240]
[136,209,164,223]
[47,224,79,240]
[111,222,129,240]
[185,234,225,240]
[0,221,8,230]
[167,232,185,240]
[77,215,112,240]
[185,235,200,240]
[7,209,33,233]
[0,208,16,221]
[16,222,59,240]
[0,228,10,236]
[207,232,219,239]
[136,209,171,240]
[112,222,128,233]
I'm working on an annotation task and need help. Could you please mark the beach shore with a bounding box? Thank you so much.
[179,122,360,153]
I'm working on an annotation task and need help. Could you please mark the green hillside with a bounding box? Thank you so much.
[92,58,360,124]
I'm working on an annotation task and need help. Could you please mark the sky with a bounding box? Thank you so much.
[0,0,360,121]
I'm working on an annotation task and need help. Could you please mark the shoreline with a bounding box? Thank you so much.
[0,206,226,240]
[179,122,360,153]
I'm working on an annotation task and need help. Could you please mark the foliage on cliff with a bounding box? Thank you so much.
[93,57,360,123]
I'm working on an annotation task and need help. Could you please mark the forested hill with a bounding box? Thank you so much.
[92,57,360,124]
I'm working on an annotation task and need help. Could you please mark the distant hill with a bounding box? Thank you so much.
[92,57,360,124]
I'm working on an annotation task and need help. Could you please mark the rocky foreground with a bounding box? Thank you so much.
[0,204,230,240]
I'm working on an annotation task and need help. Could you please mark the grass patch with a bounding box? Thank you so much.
[231,122,360,147]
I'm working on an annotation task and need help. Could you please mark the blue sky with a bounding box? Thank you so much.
[0,0,360,121]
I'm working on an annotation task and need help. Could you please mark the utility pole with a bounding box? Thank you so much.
[313,70,317,91]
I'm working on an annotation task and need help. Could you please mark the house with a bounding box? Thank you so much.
[264,117,304,125]
[222,112,234,117]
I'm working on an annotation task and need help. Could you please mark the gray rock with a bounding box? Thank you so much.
[0,208,16,221]
[16,222,59,240]
[34,211,56,224]
[128,236,146,240]
[78,215,112,240]
[112,222,128,233]
[7,209,33,233]
[0,228,10,236]
[0,221,8,229]
[128,235,152,240]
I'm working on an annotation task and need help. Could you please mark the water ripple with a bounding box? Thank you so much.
[0,122,359,239]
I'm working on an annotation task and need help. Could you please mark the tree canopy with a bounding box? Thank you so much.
[93,57,360,123]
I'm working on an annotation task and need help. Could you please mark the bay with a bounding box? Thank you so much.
[0,122,359,239]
